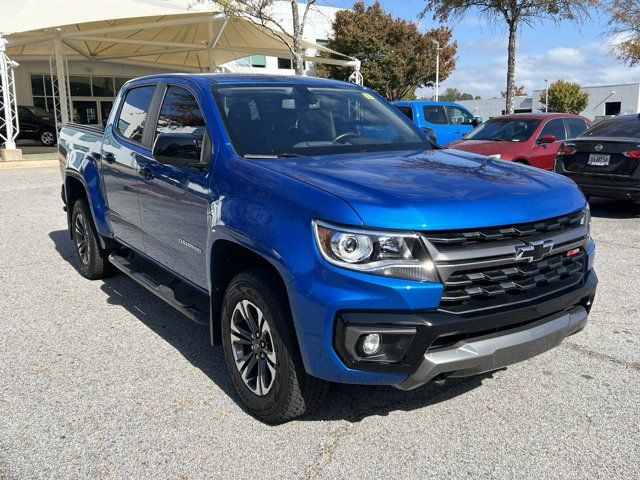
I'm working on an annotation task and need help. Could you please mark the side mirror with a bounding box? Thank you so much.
[538,134,556,144]
[472,116,483,127]
[152,132,200,167]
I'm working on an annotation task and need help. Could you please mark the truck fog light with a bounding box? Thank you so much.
[361,333,381,355]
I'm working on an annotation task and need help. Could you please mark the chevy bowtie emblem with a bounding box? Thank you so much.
[515,240,554,262]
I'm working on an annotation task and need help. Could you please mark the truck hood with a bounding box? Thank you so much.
[259,148,585,231]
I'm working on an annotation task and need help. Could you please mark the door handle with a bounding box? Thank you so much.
[102,152,115,164]
[137,166,155,180]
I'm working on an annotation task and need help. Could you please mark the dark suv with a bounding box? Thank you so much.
[16,106,57,146]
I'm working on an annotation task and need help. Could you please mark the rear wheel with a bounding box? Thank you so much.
[221,269,328,423]
[40,129,56,146]
[71,198,115,279]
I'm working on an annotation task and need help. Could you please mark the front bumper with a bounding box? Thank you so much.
[334,270,597,379]
[396,304,588,390]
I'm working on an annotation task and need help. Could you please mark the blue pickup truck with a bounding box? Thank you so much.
[59,74,597,423]
[393,100,482,145]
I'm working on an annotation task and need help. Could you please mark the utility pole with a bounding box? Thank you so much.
[431,39,440,101]
[544,79,549,113]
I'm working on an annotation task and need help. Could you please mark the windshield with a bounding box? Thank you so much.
[212,84,428,157]
[464,118,541,142]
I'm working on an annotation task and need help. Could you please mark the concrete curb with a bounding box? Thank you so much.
[0,159,59,170]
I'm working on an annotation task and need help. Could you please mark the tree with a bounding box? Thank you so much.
[422,1,590,114]
[440,88,477,101]
[214,0,319,75]
[316,1,457,100]
[539,79,588,114]
[501,85,527,97]
[606,0,640,65]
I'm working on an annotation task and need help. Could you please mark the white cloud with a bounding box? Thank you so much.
[431,39,640,99]
[546,47,585,65]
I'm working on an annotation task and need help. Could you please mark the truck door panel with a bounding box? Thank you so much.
[137,84,211,288]
[101,85,156,252]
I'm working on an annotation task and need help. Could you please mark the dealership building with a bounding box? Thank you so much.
[10,2,339,126]
[0,1,354,158]
[459,82,640,121]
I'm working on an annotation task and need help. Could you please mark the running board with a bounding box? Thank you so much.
[108,253,209,325]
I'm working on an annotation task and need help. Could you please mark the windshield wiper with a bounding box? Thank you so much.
[243,153,304,159]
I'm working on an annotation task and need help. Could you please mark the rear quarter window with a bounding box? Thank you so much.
[396,105,413,121]
[116,85,156,144]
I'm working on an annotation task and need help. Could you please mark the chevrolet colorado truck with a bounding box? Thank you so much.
[59,74,597,423]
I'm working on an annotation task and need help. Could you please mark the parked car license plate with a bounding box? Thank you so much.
[588,153,610,166]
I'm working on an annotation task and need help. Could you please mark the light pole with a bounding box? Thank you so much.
[431,39,440,101]
[544,79,549,113]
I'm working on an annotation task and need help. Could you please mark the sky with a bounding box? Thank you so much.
[329,0,640,99]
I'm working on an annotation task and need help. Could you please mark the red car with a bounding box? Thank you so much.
[448,113,592,170]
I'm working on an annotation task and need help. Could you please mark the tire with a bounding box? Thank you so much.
[71,198,115,280]
[40,129,56,146]
[221,269,328,423]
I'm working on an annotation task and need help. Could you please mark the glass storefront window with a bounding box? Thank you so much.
[92,76,115,97]
[30,75,45,96]
[114,77,132,94]
[69,76,92,96]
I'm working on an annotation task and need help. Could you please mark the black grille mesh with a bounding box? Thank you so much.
[440,250,586,313]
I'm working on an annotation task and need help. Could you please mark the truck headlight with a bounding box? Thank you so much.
[313,220,439,282]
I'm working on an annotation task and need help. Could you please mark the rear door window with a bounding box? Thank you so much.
[539,118,566,141]
[422,105,447,125]
[446,106,474,125]
[116,85,156,144]
[565,118,589,138]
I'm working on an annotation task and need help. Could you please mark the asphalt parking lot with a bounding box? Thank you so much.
[0,166,638,479]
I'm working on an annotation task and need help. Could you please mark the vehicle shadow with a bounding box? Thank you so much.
[588,196,640,219]
[49,229,489,423]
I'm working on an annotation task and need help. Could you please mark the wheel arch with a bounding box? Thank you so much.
[513,158,530,165]
[64,173,116,250]
[209,239,291,346]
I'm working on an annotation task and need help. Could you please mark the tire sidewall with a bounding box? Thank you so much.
[221,274,296,420]
[71,200,100,277]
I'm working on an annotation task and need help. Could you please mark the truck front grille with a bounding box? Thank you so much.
[422,209,590,315]
[424,209,585,248]
[439,250,586,314]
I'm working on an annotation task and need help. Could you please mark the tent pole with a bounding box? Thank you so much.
[53,38,70,125]
[0,35,20,157]
[209,17,228,72]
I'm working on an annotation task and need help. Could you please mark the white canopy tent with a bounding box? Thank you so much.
[0,0,360,153]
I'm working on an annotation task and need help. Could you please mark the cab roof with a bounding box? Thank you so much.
[128,73,359,89]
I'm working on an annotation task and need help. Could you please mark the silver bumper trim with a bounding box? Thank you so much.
[395,305,588,390]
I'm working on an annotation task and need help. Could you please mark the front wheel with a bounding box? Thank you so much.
[221,269,328,423]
